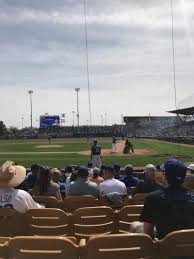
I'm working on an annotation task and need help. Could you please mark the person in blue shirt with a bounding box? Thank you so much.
[26,164,41,189]
[114,163,124,181]
[121,164,139,187]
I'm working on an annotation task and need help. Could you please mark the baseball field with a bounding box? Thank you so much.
[0,138,193,168]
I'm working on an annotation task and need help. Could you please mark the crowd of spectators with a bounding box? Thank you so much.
[1,159,194,240]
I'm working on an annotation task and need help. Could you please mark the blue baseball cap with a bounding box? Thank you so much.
[113,163,121,170]
[77,166,89,177]
[164,159,187,185]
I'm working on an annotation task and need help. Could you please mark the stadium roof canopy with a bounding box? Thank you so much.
[168,106,194,115]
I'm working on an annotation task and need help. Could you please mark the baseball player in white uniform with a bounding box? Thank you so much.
[112,136,117,153]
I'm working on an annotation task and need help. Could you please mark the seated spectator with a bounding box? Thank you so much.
[52,168,66,198]
[133,164,163,195]
[26,164,40,189]
[62,165,73,183]
[66,166,98,198]
[65,170,77,191]
[113,163,124,181]
[121,164,139,187]
[183,163,194,190]
[89,167,104,185]
[99,166,127,197]
[0,161,40,213]
[99,165,107,177]
[139,159,194,239]
[87,162,93,177]
[32,166,62,201]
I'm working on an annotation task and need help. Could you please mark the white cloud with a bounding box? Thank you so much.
[0,0,194,127]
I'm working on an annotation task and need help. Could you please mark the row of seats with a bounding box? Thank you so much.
[0,230,194,259]
[0,206,143,238]
[33,193,146,211]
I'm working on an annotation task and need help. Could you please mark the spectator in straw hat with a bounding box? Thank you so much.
[132,164,163,195]
[0,161,40,213]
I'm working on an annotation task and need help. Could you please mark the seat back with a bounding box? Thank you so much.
[85,234,155,259]
[25,208,71,236]
[157,229,194,258]
[127,187,136,195]
[9,236,78,259]
[118,205,143,233]
[62,196,96,212]
[33,196,62,208]
[132,193,147,203]
[73,206,114,239]
[0,209,27,236]
[0,237,11,259]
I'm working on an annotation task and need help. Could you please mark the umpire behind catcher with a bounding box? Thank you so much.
[91,139,101,168]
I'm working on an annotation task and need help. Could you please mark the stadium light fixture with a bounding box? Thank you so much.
[28,90,33,128]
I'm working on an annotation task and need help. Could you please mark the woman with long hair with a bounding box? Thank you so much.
[32,166,62,201]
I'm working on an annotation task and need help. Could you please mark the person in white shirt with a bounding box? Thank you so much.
[99,166,127,197]
[0,161,41,213]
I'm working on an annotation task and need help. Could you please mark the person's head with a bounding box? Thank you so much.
[77,166,89,180]
[87,162,93,169]
[103,166,115,180]
[124,164,134,177]
[100,165,107,177]
[0,161,26,189]
[93,139,97,145]
[164,159,187,187]
[188,164,194,174]
[92,167,100,178]
[31,164,40,176]
[65,165,73,174]
[37,166,52,194]
[52,168,62,183]
[113,164,121,175]
[144,164,156,181]
[70,171,77,182]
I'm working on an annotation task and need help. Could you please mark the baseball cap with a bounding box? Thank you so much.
[164,159,187,185]
[77,166,89,177]
[100,165,107,171]
[188,164,194,171]
[144,164,156,174]
[113,163,121,170]
[65,165,73,173]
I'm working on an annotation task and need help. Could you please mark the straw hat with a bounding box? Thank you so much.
[0,161,26,188]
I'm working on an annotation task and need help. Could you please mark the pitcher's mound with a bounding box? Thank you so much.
[79,140,158,156]
[36,145,63,149]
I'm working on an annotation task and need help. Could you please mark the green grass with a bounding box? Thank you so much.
[0,138,193,168]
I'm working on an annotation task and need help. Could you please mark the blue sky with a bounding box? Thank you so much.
[0,0,194,128]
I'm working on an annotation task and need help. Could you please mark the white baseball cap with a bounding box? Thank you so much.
[144,164,156,174]
[188,164,194,171]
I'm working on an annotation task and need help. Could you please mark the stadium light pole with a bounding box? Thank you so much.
[75,88,80,126]
[101,114,103,126]
[72,110,75,127]
[105,113,107,126]
[21,116,24,129]
[28,90,33,128]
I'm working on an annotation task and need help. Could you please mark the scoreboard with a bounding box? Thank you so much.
[40,115,60,128]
